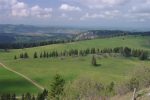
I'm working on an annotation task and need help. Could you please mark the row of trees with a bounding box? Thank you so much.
[14,47,149,60]
[0,89,48,100]
[0,40,74,50]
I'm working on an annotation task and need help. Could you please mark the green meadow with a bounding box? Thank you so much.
[0,35,150,94]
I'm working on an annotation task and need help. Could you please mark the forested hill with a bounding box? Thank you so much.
[75,30,150,40]
[0,24,150,44]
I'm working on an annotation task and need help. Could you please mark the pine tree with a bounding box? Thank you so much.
[123,47,131,57]
[43,51,46,58]
[92,55,97,66]
[24,52,29,58]
[25,93,31,100]
[50,74,65,99]
[40,52,43,58]
[12,94,16,100]
[22,94,25,100]
[32,95,36,100]
[139,51,148,60]
[14,55,17,60]
[34,52,38,58]
[20,53,24,58]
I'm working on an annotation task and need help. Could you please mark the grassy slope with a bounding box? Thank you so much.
[0,35,149,94]
[0,65,40,94]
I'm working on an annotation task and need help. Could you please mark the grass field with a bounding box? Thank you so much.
[0,35,150,94]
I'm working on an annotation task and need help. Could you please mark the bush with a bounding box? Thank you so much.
[62,77,113,100]
[116,67,150,95]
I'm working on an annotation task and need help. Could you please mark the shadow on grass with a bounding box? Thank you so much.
[0,78,40,94]
[93,64,101,67]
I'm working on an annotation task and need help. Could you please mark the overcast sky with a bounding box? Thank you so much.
[0,0,150,29]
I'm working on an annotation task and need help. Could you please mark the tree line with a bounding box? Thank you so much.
[0,89,48,100]
[14,47,149,60]
[0,40,74,50]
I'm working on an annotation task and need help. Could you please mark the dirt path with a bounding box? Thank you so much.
[0,62,44,91]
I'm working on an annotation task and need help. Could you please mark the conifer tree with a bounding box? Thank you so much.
[14,55,17,60]
[34,52,38,58]
[92,55,97,66]
[50,74,65,99]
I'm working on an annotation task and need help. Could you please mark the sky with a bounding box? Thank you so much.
[0,0,150,29]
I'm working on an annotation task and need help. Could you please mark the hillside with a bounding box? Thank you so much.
[0,35,150,94]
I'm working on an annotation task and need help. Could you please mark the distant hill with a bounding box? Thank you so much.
[0,24,86,43]
[0,24,150,43]
[75,30,150,40]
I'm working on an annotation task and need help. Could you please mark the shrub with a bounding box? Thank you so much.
[62,77,112,100]
[116,67,150,95]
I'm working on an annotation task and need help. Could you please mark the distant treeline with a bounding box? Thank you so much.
[0,32,149,49]
[0,40,74,50]
[87,30,150,36]
[0,89,48,100]
[15,47,149,60]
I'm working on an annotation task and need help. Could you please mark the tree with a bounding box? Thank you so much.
[25,93,31,100]
[22,94,25,100]
[139,51,148,60]
[123,47,131,57]
[92,55,97,66]
[14,55,17,60]
[40,52,43,58]
[32,95,35,100]
[12,94,16,100]
[24,52,29,58]
[34,52,38,58]
[50,74,65,99]
[20,53,24,58]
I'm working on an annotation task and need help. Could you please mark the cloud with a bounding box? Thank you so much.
[62,0,130,9]
[60,4,81,11]
[0,0,53,18]
[11,2,29,17]
[31,5,52,18]
[126,1,150,21]
[80,10,120,20]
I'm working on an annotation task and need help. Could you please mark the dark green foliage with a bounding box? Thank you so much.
[25,93,31,100]
[20,53,24,58]
[33,52,38,58]
[31,95,35,100]
[105,82,115,96]
[106,82,115,93]
[14,55,17,60]
[139,51,148,60]
[24,52,29,58]
[0,93,16,100]
[16,47,149,60]
[11,94,16,100]
[92,55,97,66]
[36,89,48,100]
[123,47,131,57]
[50,74,65,99]
[22,94,25,100]
[40,52,43,58]
[127,78,139,91]
[43,51,46,58]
